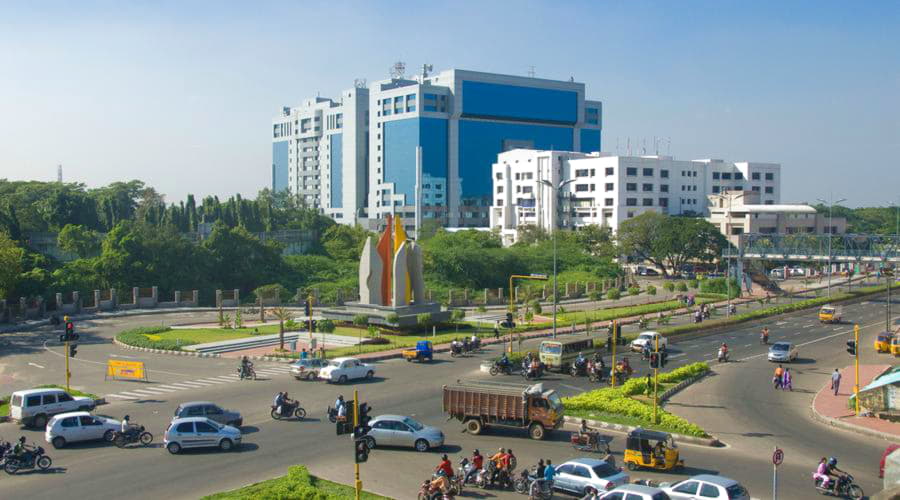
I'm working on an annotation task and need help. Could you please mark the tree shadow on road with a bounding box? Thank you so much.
[665,402,727,410]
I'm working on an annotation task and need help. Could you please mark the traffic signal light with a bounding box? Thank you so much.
[359,402,372,428]
[68,343,78,358]
[336,420,352,435]
[310,320,317,332]
[649,352,659,369]
[846,339,856,356]
[304,301,311,316]
[354,437,369,463]
[660,350,668,367]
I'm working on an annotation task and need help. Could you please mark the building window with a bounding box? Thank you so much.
[626,167,637,176]
[575,169,589,177]
[660,184,669,193]
[626,198,637,206]
[752,186,761,192]
[626,183,637,191]
[496,186,503,193]
[765,186,774,193]
[734,186,742,191]
[659,198,668,207]
[643,168,653,176]
[752,172,760,180]
[713,172,720,180]
[722,172,732,180]
[522,186,533,194]
[575,184,589,192]
[496,199,503,206]
[765,172,775,181]
[642,183,653,192]
[495,172,502,180]
[735,172,743,180]
[585,107,600,125]
[605,183,614,191]
[712,186,720,193]
[661,169,669,178]
[590,184,596,191]
[642,198,653,206]
[605,198,614,206]
[605,167,614,176]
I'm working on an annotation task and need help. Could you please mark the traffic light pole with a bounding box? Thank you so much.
[65,338,71,393]
[307,294,314,349]
[610,320,618,388]
[854,324,860,416]
[653,336,659,424]
[353,389,361,500]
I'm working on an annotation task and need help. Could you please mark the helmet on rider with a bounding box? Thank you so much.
[828,457,837,467]
[19,436,26,443]
[473,449,480,455]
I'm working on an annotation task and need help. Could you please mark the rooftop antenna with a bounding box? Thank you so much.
[528,66,535,78]
[642,138,646,155]
[421,63,433,79]
[57,164,62,183]
[616,137,620,155]
[654,136,658,156]
[390,61,406,79]
[353,78,367,88]
[627,137,631,156]
[667,137,671,156]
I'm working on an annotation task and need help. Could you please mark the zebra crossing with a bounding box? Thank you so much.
[104,363,295,400]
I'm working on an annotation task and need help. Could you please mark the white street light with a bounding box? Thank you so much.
[540,178,575,338]
[816,195,847,298]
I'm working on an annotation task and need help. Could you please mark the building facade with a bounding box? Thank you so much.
[273,68,602,229]
[272,87,369,223]
[489,149,782,245]
[706,190,847,247]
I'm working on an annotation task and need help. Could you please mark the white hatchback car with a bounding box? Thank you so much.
[599,483,671,499]
[164,417,241,454]
[318,357,375,384]
[45,411,120,449]
[631,332,668,353]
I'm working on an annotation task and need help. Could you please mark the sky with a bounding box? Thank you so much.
[0,1,898,207]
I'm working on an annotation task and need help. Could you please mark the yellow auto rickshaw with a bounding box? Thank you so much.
[623,428,684,472]
[875,333,893,353]
[891,336,900,357]
[818,305,842,324]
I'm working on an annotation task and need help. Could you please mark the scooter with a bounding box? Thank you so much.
[717,349,728,363]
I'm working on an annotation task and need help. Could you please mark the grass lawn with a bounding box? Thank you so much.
[203,465,391,500]
[311,327,497,359]
[37,385,99,400]
[0,397,8,417]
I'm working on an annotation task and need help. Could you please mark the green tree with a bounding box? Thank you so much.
[618,213,727,277]
[57,224,101,258]
[317,318,336,333]
[201,222,283,292]
[322,224,371,261]
[607,288,621,300]
[417,313,433,332]
[0,232,24,299]
[271,307,292,350]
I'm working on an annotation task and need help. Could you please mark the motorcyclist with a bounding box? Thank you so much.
[529,356,541,377]
[436,453,454,479]
[489,447,506,484]
[718,343,728,361]
[823,457,846,492]
[462,336,470,352]
[464,449,483,483]
[497,353,510,371]
[120,414,137,437]
[240,356,253,377]
[12,436,31,461]
[813,457,830,490]
[334,395,346,421]
[641,342,651,360]
[543,458,556,487]
[274,392,285,415]
[281,392,297,415]
[576,351,586,368]
[470,333,479,349]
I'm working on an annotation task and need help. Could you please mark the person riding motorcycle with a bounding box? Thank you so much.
[12,436,32,462]
[529,357,541,377]
[822,457,846,492]
[280,392,297,416]
[334,395,347,421]
[489,447,508,485]
[462,336,470,352]
[641,342,651,360]
[718,343,728,361]
[576,351,586,367]
[429,454,454,493]
[464,449,483,483]
[120,414,139,437]
[274,392,285,415]
[497,353,511,371]
[240,356,253,378]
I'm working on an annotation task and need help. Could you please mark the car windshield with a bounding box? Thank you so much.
[547,392,563,411]
[541,344,561,354]
[592,462,619,477]
[403,417,424,431]
[726,483,749,498]
[328,360,342,368]
[772,344,789,351]
[639,334,653,340]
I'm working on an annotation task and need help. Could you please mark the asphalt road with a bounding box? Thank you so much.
[0,294,896,499]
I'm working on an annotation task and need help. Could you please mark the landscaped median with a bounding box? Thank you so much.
[562,362,711,438]
[202,465,391,500]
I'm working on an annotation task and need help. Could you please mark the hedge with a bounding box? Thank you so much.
[563,362,711,437]
[36,385,99,400]
[203,465,390,500]
[116,326,181,350]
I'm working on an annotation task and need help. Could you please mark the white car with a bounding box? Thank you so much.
[599,484,671,499]
[45,411,120,448]
[317,357,375,384]
[9,388,96,429]
[662,474,750,500]
[631,332,667,353]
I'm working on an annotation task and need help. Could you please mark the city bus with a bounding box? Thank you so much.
[539,337,597,372]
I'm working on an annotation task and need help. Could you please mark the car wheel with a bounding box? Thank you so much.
[366,370,374,379]
[219,439,234,452]
[338,375,348,384]
[583,486,597,497]
[32,414,48,430]
[363,436,375,449]
[103,429,116,442]
[414,439,429,452]
[51,436,66,449]
[167,442,182,454]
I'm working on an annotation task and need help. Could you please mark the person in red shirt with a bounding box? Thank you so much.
[432,454,454,493]
[465,449,483,483]
[436,454,454,478]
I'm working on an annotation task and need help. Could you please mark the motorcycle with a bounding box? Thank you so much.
[432,471,463,496]
[238,365,257,380]
[570,432,612,454]
[467,338,481,352]
[570,358,589,377]
[450,343,464,358]
[271,402,307,420]
[457,458,482,487]
[418,479,455,500]
[489,360,513,376]
[588,362,606,383]
[529,478,553,499]
[522,362,545,381]
[717,349,728,363]
[113,426,153,448]
[4,445,52,474]
[513,467,540,494]
[813,473,863,499]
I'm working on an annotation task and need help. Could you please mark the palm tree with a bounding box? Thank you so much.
[271,307,292,350]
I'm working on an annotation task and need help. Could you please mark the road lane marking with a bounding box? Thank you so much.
[776,321,787,326]
[127,389,170,396]
[28,362,45,369]
[197,378,226,384]
[743,344,752,347]
[155,384,189,391]
[117,391,149,397]
[802,324,814,328]
[141,386,178,393]
[105,394,137,399]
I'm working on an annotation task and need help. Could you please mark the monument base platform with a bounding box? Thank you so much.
[319,302,450,328]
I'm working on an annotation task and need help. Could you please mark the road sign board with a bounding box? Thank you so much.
[529,273,548,279]
[773,448,784,466]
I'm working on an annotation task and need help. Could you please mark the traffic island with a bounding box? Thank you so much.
[811,364,900,440]
[202,465,391,500]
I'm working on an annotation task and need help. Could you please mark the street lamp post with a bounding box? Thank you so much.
[817,195,847,298]
[540,178,574,339]
[711,191,745,316]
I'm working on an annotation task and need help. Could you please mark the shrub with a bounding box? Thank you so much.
[628,286,641,296]
[663,282,675,292]
[352,314,369,327]
[689,279,699,289]
[647,285,657,296]
[117,326,181,350]
[675,282,688,292]
[476,305,487,313]
[317,319,336,333]
[699,277,740,298]
[284,319,299,330]
[451,309,466,322]
[531,300,542,315]
[417,313,433,327]
[360,337,390,345]
[385,313,399,325]
[589,290,603,301]
[607,289,621,300]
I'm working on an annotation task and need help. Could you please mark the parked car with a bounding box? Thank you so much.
[172,401,242,427]
[9,388,96,429]
[599,483,671,499]
[552,458,630,497]
[362,415,444,452]
[45,411,119,448]
[318,357,375,383]
[164,417,241,454]
[290,358,330,380]
[767,342,799,363]
[631,332,668,353]
[638,268,660,277]
[662,474,750,500]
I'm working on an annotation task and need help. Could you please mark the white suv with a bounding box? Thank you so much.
[9,388,96,429]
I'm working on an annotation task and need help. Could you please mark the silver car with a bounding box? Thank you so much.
[173,401,242,427]
[363,415,444,452]
[662,474,750,500]
[767,342,798,363]
[290,358,330,380]
[553,458,630,497]
[164,417,241,454]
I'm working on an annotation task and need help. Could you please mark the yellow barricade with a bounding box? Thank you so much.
[105,360,148,381]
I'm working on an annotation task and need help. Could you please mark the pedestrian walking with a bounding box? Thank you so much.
[493,326,500,340]
[773,365,784,389]
[300,348,308,360]
[831,368,841,396]
[782,367,793,391]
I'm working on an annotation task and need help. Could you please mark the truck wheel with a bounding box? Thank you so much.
[529,423,545,440]
[465,419,482,435]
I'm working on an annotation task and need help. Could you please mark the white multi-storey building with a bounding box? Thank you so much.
[489,149,781,245]
[272,87,368,223]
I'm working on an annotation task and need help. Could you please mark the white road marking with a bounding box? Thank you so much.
[117,391,152,398]
[155,384,189,391]
[109,354,136,359]
[776,321,787,326]
[743,344,752,347]
[142,386,178,393]
[105,394,137,399]
[172,381,209,388]
[802,324,814,329]
[668,353,686,358]
[127,389,170,396]
[197,378,226,384]
[28,362,45,369]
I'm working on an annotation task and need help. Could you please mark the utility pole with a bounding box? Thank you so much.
[652,335,659,424]
[854,324,860,416]
[65,337,71,392]
[414,146,422,240]
[540,178,574,338]
[353,389,362,500]
[817,195,846,298]
[307,293,314,349]
[610,320,618,388]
